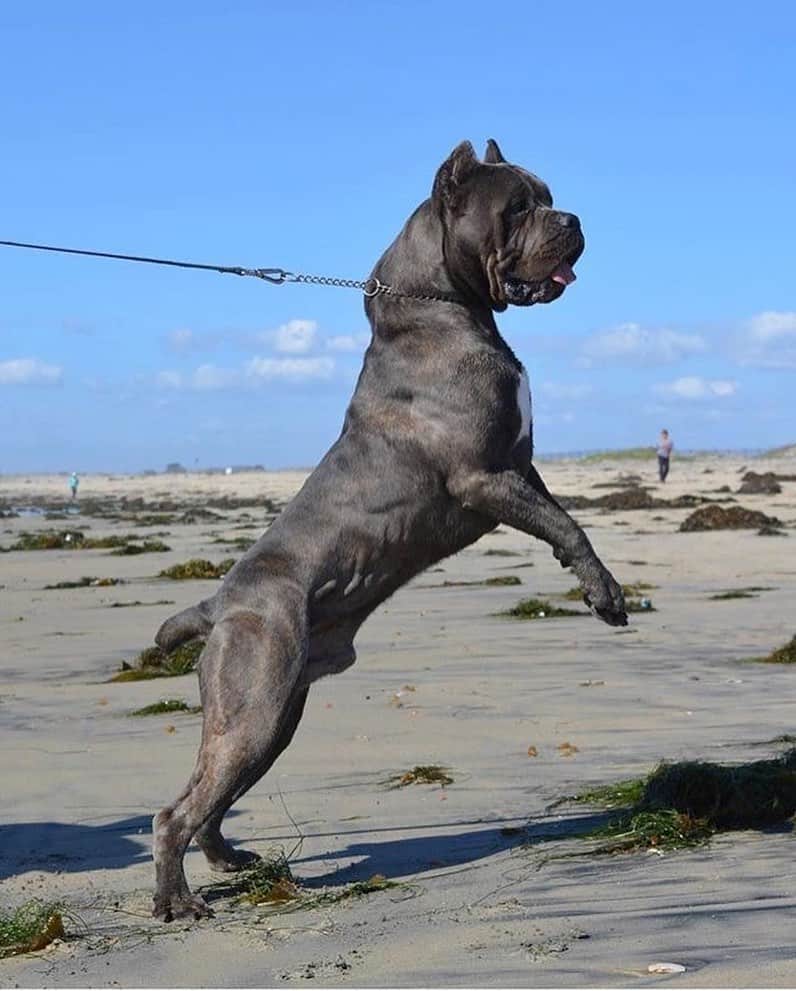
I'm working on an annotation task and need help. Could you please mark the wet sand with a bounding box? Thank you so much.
[1,453,795,987]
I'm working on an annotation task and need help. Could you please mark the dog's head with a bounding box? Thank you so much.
[431,139,584,311]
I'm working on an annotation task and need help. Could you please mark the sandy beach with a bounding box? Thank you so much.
[1,452,795,987]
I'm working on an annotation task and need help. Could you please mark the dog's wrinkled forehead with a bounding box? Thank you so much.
[432,139,554,219]
[505,166,553,210]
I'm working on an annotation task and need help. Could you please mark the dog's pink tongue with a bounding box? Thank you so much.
[550,261,576,286]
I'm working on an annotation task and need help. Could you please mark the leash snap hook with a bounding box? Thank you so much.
[252,267,295,285]
[362,277,386,297]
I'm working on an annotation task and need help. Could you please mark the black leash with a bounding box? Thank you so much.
[0,238,459,304]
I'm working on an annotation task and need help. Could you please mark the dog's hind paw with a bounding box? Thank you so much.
[153,892,213,923]
[206,846,261,873]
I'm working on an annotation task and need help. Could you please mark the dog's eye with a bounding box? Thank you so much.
[508,199,530,216]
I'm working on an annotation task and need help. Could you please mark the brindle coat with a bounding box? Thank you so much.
[151,139,627,921]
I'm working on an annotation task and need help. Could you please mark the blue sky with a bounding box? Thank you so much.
[1,0,794,472]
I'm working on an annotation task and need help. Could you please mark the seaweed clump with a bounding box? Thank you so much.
[643,749,796,827]
[10,529,87,550]
[236,854,300,906]
[679,505,782,532]
[44,576,121,589]
[130,699,202,717]
[738,471,782,495]
[430,575,522,588]
[110,540,171,555]
[386,765,454,788]
[9,530,170,553]
[568,749,796,854]
[111,640,205,681]
[0,901,65,958]
[749,635,796,665]
[222,854,399,914]
[159,558,235,580]
[501,597,585,620]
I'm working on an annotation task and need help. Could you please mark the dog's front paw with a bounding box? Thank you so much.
[576,561,627,627]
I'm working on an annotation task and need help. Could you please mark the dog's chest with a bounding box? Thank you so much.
[515,366,532,447]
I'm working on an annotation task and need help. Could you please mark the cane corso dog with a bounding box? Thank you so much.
[151,139,627,920]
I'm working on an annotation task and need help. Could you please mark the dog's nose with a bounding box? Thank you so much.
[556,212,580,229]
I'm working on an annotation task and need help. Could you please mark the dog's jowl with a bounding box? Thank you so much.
[151,138,627,921]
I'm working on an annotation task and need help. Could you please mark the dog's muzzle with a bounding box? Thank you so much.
[503,211,584,307]
[503,259,578,306]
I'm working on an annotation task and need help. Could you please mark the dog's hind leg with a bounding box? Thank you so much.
[194,685,309,871]
[152,597,308,921]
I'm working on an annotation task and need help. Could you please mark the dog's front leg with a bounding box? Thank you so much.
[449,469,627,626]
[525,462,564,511]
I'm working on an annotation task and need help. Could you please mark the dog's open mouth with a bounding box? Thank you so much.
[504,258,578,306]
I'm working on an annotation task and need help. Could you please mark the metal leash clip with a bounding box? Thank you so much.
[250,267,296,284]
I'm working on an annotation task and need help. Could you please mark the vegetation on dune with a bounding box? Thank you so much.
[579,447,697,463]
[158,558,235,580]
[759,442,796,458]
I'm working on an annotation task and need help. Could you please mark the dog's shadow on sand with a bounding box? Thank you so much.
[0,810,241,881]
[0,815,153,880]
[284,812,612,888]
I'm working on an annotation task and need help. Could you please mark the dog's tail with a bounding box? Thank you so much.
[155,599,215,651]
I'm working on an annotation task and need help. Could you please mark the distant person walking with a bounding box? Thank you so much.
[69,471,79,501]
[657,430,673,482]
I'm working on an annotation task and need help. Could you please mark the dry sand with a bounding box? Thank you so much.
[1,454,795,987]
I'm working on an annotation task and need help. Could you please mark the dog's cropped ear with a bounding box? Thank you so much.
[432,141,479,211]
[484,138,506,164]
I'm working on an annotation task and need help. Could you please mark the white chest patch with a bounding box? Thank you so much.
[516,367,532,446]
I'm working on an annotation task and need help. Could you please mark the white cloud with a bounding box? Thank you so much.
[748,311,796,341]
[581,322,706,366]
[653,376,737,400]
[540,381,592,401]
[191,364,239,390]
[168,328,195,351]
[736,310,796,368]
[156,370,183,389]
[326,333,370,352]
[246,356,334,382]
[155,355,335,391]
[0,357,63,386]
[273,319,318,354]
